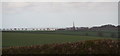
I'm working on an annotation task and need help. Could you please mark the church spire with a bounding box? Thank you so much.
[73,21,75,30]
[73,21,75,27]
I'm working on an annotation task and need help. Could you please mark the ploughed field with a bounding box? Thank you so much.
[2,31,118,47]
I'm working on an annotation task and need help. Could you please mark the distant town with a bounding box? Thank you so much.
[1,23,119,31]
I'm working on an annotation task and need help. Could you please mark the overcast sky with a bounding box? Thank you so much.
[1,2,118,28]
[1,0,119,2]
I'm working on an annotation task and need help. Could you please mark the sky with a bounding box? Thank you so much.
[1,2,118,28]
[0,2,2,29]
[1,0,119,2]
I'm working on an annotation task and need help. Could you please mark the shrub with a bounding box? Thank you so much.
[85,33,88,36]
[97,32,103,37]
[110,33,116,38]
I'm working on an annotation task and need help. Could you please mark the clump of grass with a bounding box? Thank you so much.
[2,39,120,54]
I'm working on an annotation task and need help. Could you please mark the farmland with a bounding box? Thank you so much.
[2,31,119,47]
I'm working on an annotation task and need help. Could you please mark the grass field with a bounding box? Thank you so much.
[2,31,118,47]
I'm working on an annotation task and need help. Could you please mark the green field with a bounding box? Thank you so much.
[2,31,118,47]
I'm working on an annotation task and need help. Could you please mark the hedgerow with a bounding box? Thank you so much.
[2,39,120,54]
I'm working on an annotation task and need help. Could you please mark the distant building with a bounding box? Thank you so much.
[76,27,89,31]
